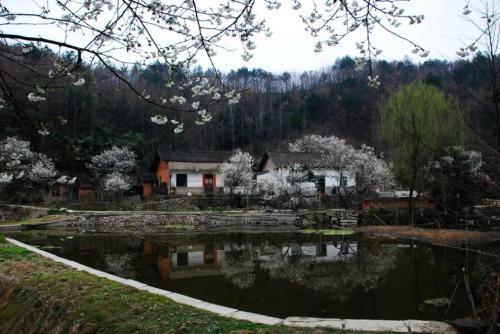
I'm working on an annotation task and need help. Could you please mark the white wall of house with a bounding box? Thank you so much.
[171,172,203,188]
[187,173,202,188]
[170,170,225,190]
[215,173,224,188]
[311,169,356,188]
[256,167,356,195]
[256,168,316,193]
[171,250,204,267]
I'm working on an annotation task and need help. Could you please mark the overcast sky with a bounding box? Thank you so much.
[4,0,481,74]
[202,0,477,73]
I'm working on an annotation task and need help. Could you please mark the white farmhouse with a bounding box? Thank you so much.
[149,150,234,195]
[255,151,356,195]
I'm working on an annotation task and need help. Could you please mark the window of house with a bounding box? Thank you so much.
[340,176,348,187]
[316,176,325,193]
[176,174,187,187]
[316,243,327,257]
[177,252,188,266]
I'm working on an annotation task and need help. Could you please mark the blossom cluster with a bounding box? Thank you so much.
[103,172,132,192]
[220,150,255,193]
[88,146,136,193]
[290,134,393,193]
[87,146,137,175]
[0,137,78,192]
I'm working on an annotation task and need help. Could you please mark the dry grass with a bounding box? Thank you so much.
[358,225,496,245]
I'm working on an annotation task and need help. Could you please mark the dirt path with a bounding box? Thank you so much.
[358,225,499,245]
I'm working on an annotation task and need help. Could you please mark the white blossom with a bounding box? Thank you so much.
[220,150,254,193]
[367,75,380,89]
[28,155,57,185]
[151,115,168,125]
[28,92,46,102]
[73,78,86,86]
[87,146,136,175]
[38,127,50,136]
[0,172,13,184]
[173,123,184,134]
[103,172,131,192]
[170,95,186,104]
[56,175,69,184]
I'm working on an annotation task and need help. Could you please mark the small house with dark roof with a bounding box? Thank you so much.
[148,149,234,196]
[256,151,356,195]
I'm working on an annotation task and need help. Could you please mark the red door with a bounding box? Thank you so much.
[203,174,215,193]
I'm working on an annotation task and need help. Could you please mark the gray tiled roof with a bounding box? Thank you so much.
[157,149,234,163]
[258,151,323,170]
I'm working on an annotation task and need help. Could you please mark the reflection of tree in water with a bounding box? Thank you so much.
[221,246,256,289]
[104,254,136,278]
[260,242,398,301]
[259,243,313,284]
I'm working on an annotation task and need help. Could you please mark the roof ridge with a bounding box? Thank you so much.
[159,149,234,153]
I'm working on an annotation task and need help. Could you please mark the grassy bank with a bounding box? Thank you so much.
[0,235,353,334]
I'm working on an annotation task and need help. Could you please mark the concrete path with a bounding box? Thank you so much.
[6,237,458,333]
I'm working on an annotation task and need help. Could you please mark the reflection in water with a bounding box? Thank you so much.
[104,254,135,278]
[9,229,493,320]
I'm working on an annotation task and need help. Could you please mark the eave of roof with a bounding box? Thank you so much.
[157,149,234,163]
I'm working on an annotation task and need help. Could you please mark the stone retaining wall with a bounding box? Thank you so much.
[68,214,201,232]
[67,212,302,232]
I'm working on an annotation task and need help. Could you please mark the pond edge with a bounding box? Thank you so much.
[6,237,458,333]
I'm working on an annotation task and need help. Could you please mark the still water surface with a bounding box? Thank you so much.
[9,229,496,320]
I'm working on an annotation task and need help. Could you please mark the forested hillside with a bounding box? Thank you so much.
[0,44,497,174]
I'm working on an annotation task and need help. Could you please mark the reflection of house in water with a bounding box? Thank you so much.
[259,241,356,264]
[150,240,357,281]
[155,243,226,280]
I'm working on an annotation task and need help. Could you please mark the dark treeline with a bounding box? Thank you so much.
[0,44,498,175]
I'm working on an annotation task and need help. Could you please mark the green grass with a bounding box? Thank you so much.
[0,242,356,334]
[0,234,6,243]
[0,242,32,261]
[300,228,355,236]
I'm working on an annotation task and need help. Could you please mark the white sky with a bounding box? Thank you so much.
[198,0,479,73]
[2,0,481,74]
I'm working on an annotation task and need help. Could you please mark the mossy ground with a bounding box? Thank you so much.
[0,235,363,334]
[300,228,355,236]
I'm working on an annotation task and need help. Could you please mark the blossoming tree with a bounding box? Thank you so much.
[289,134,393,207]
[0,137,34,187]
[87,146,136,198]
[27,154,57,185]
[103,172,132,195]
[0,137,70,200]
[259,163,317,211]
[220,150,255,195]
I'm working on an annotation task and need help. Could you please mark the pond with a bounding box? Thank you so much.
[7,228,499,321]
